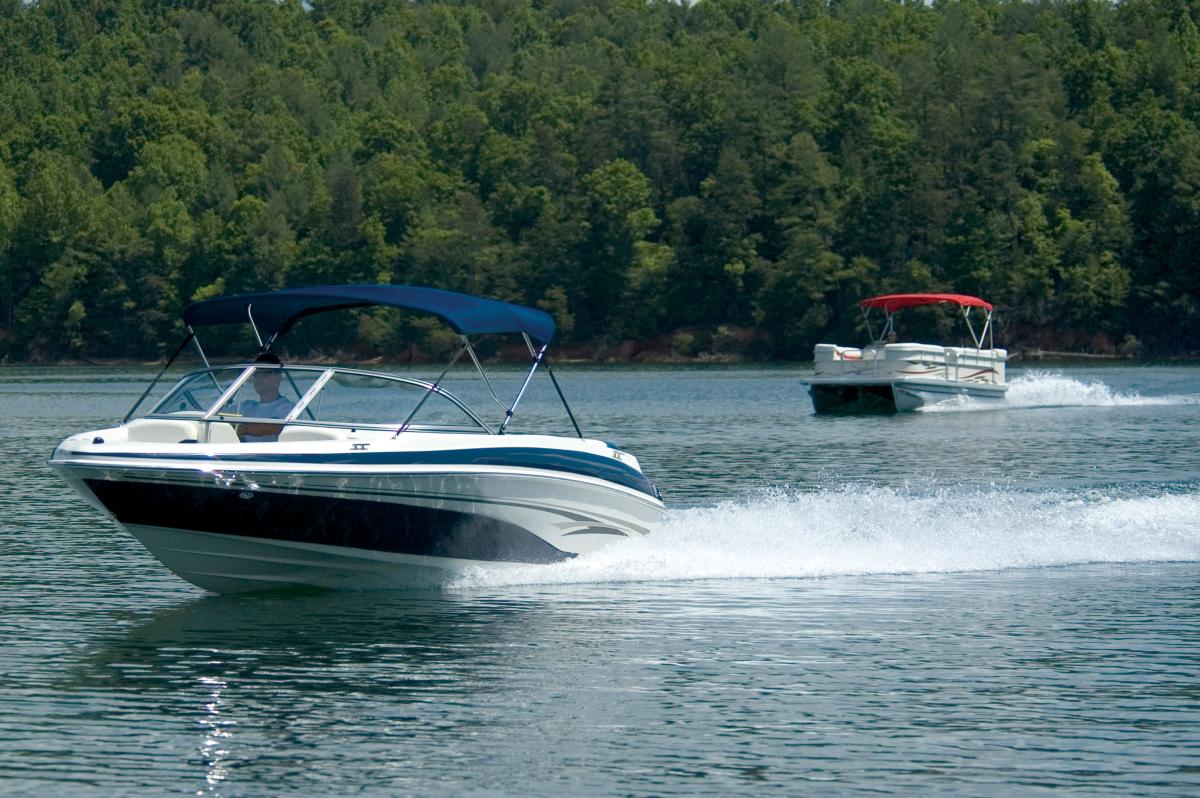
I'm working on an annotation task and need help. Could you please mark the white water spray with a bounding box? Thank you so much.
[450,485,1200,589]
[921,370,1200,412]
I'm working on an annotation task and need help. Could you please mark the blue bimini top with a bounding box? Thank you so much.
[182,284,556,344]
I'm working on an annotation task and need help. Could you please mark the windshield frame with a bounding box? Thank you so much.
[145,364,491,433]
[145,365,248,419]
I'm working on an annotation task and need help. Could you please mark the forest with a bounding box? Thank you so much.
[1,0,1198,362]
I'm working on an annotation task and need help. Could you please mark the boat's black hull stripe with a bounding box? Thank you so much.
[85,479,575,564]
[76,446,658,498]
[87,469,607,525]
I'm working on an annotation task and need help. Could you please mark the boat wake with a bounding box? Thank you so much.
[921,370,1200,412]
[449,485,1200,588]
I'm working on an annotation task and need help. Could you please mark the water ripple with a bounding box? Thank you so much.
[2,365,1199,795]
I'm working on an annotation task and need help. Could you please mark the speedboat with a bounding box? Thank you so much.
[50,285,664,592]
[804,293,1007,413]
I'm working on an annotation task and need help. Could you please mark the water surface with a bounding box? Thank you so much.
[1,364,1198,795]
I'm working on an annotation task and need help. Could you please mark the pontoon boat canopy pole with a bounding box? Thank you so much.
[962,307,982,348]
[861,305,876,342]
[876,311,896,341]
[394,342,469,436]
[498,339,548,434]
[122,329,195,423]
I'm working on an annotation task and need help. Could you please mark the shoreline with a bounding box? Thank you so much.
[4,348,1198,369]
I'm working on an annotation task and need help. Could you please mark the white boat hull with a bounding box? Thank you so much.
[51,440,663,593]
[891,378,1007,411]
[124,525,532,593]
[807,377,1008,413]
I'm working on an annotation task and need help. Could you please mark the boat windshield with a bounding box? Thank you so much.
[150,367,244,416]
[301,371,484,430]
[148,366,487,432]
[210,366,321,422]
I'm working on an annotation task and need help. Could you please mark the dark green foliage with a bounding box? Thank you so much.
[0,0,1197,361]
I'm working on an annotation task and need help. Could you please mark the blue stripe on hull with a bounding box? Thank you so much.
[897,384,1006,398]
[72,446,659,499]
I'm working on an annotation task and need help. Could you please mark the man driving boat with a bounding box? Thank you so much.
[237,353,291,441]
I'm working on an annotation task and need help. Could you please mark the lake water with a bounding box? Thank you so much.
[1,364,1198,795]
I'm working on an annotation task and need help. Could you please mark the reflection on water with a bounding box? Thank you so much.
[197,674,231,797]
[70,590,545,695]
[61,591,553,795]
[2,364,1200,795]
[19,568,1200,796]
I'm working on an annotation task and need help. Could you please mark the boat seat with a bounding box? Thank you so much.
[814,343,863,361]
[125,418,201,443]
[277,426,350,442]
[205,422,240,444]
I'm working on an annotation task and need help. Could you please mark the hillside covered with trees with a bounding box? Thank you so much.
[1,0,1198,361]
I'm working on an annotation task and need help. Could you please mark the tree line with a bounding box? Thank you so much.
[1,0,1198,362]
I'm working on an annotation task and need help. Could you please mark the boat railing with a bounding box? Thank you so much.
[814,344,1007,384]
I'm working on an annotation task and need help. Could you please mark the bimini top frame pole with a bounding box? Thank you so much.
[960,307,995,350]
[462,335,509,414]
[394,342,470,436]
[247,304,263,349]
[859,306,896,343]
[122,327,196,423]
[543,357,583,438]
[962,307,980,349]
[419,333,584,438]
[859,293,997,350]
[183,284,575,436]
[518,332,582,438]
[861,306,877,342]
[498,338,548,435]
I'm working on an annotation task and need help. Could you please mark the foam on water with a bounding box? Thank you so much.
[921,369,1200,412]
[450,485,1200,589]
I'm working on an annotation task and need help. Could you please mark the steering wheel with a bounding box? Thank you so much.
[175,389,204,412]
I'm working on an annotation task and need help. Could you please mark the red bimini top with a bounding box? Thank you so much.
[860,293,993,313]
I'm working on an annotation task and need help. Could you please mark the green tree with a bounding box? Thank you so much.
[577,158,658,338]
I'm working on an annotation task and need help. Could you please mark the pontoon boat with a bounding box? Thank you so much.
[804,293,1007,413]
[50,285,664,592]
